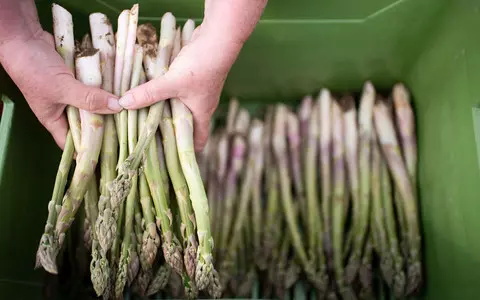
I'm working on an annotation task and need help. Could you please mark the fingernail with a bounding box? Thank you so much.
[119,94,134,108]
[107,97,122,111]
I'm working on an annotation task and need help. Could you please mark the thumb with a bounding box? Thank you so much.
[60,76,122,114]
[117,75,180,110]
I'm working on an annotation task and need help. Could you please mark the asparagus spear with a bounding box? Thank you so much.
[131,107,161,272]
[171,73,220,291]
[83,175,99,250]
[35,4,78,274]
[115,42,143,298]
[318,89,333,264]
[133,267,153,296]
[111,13,176,206]
[206,133,219,234]
[373,99,422,295]
[51,4,82,151]
[170,21,221,289]
[273,106,320,288]
[262,106,281,263]
[298,95,313,146]
[380,153,406,297]
[55,42,105,251]
[212,132,228,260]
[36,132,74,274]
[342,94,360,258]
[345,82,376,283]
[370,128,391,286]
[93,10,124,253]
[287,111,307,228]
[220,109,250,254]
[160,103,198,280]
[252,121,266,269]
[142,107,183,276]
[393,84,417,185]
[138,170,160,270]
[89,12,117,287]
[219,120,263,286]
[227,97,240,134]
[329,98,350,299]
[156,132,170,202]
[109,9,130,211]
[304,102,322,261]
[146,264,171,296]
[358,235,373,299]
[128,237,140,287]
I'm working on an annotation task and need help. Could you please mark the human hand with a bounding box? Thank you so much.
[0,1,121,149]
[117,24,242,151]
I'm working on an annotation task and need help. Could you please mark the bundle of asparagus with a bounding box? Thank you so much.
[36,3,220,299]
[201,82,423,299]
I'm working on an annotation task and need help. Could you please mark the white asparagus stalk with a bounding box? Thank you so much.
[52,4,82,150]
[89,12,115,93]
[120,4,139,96]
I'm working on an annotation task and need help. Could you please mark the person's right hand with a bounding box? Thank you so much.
[0,0,121,149]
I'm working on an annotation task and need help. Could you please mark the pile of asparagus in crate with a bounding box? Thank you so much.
[36,3,220,299]
[34,3,423,300]
[200,82,422,300]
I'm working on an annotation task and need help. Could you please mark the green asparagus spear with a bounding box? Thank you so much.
[36,132,75,274]
[342,94,360,261]
[89,11,117,286]
[143,107,183,275]
[219,120,263,288]
[331,98,353,299]
[373,98,422,295]
[318,89,334,272]
[345,82,376,284]
[380,153,406,297]
[115,21,143,295]
[160,102,198,280]
[370,129,391,286]
[220,109,250,255]
[55,44,105,251]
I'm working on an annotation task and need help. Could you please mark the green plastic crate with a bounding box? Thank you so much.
[1,0,480,298]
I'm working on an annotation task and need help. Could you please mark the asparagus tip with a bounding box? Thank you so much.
[35,233,59,274]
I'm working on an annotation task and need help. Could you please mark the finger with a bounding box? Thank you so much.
[59,76,122,114]
[192,111,211,152]
[117,75,180,110]
[43,114,69,150]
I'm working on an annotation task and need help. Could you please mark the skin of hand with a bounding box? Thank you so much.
[0,0,121,149]
[118,0,268,151]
